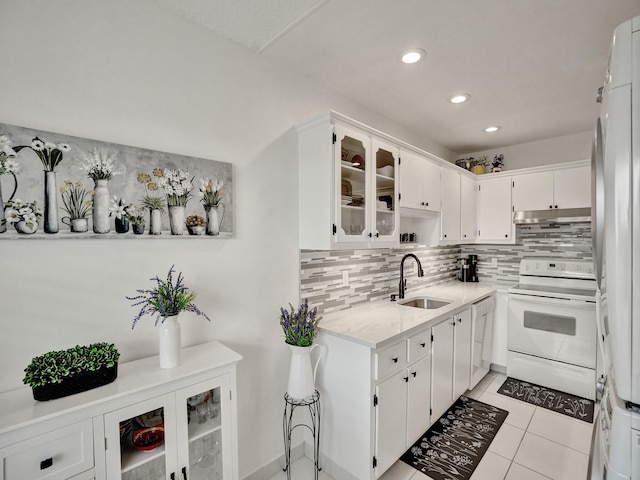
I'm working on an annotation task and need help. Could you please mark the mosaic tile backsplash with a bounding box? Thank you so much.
[300,223,592,314]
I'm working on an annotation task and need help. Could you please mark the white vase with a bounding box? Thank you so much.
[168,205,186,235]
[159,315,181,369]
[92,179,110,234]
[286,343,321,400]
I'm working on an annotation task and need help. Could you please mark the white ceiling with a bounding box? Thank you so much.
[156,0,640,155]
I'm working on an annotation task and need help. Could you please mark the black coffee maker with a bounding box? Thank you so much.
[458,254,478,282]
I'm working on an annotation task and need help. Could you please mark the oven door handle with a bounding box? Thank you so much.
[508,293,595,308]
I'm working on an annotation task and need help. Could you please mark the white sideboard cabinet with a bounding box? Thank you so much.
[0,342,241,480]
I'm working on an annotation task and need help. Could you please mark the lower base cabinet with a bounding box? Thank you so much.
[431,309,472,421]
[0,342,241,480]
[316,308,474,480]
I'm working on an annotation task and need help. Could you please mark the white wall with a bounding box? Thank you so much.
[0,0,453,477]
[458,130,592,170]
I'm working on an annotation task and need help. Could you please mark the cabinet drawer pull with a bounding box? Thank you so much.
[40,457,53,470]
[392,357,398,363]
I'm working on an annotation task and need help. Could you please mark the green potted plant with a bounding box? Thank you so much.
[23,342,120,401]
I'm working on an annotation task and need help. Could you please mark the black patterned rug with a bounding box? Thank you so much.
[497,377,594,423]
[400,396,508,480]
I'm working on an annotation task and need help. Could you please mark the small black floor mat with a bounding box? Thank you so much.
[400,396,508,480]
[497,377,594,423]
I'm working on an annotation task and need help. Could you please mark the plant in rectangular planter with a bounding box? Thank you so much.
[23,342,120,401]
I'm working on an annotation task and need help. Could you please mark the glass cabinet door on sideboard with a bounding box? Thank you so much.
[104,376,232,480]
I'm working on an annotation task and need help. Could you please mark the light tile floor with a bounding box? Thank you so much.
[269,372,597,480]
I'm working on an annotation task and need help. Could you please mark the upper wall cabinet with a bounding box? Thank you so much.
[477,176,514,243]
[297,114,399,250]
[440,168,461,242]
[398,149,441,213]
[460,174,477,242]
[512,165,591,211]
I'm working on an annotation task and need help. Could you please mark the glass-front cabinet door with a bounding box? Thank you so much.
[176,377,232,480]
[104,375,232,480]
[334,124,371,243]
[371,138,398,243]
[105,395,177,480]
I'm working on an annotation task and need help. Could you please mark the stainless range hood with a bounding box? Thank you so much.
[513,207,591,224]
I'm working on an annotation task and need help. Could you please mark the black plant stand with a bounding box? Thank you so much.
[282,390,321,480]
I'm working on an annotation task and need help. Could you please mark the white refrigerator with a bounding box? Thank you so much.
[590,15,640,480]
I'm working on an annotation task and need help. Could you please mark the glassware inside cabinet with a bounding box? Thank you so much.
[119,407,166,479]
[186,387,223,478]
[188,429,223,480]
[374,146,396,237]
[339,134,367,237]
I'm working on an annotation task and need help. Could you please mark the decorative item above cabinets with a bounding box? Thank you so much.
[297,112,400,250]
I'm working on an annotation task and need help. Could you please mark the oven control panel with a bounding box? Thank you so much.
[520,259,595,279]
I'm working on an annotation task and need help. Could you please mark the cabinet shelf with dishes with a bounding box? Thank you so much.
[298,112,399,249]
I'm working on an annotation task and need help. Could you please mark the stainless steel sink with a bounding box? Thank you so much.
[399,297,451,309]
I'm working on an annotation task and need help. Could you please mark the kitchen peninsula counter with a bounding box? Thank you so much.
[317,281,500,349]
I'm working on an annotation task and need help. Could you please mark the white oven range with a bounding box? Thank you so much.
[507,258,597,400]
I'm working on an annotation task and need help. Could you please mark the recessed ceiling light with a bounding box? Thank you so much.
[484,125,501,133]
[400,48,426,64]
[449,93,470,104]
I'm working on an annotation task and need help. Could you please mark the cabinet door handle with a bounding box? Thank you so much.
[171,474,176,480]
[182,466,188,480]
[457,318,462,323]
[412,372,417,377]
[392,357,398,363]
[404,376,409,382]
[420,342,426,348]
[40,458,53,470]
[549,205,553,209]
[375,232,379,238]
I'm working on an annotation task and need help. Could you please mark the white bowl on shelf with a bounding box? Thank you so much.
[377,165,394,177]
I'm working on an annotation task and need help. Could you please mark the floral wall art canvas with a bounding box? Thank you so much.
[0,123,232,238]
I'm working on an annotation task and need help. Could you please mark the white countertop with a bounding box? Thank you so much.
[318,281,500,349]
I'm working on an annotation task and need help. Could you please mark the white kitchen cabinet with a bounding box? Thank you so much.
[460,174,477,242]
[430,319,454,421]
[453,309,472,400]
[512,165,591,211]
[431,309,472,420]
[398,149,441,213]
[297,113,399,250]
[316,325,432,479]
[440,168,461,242]
[375,346,431,474]
[477,176,513,243]
[0,342,241,480]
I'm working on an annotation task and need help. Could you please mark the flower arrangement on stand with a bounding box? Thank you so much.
[81,148,121,234]
[138,170,166,235]
[199,177,224,236]
[0,134,21,233]
[126,265,211,368]
[60,181,92,233]
[279,299,322,400]
[159,169,193,235]
[15,136,71,234]
[5,199,42,234]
